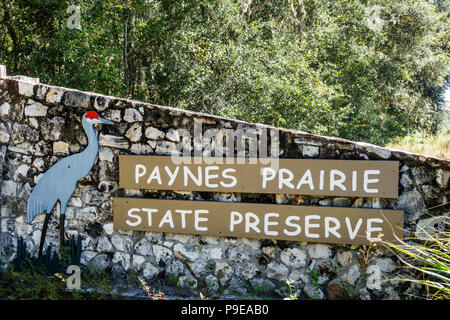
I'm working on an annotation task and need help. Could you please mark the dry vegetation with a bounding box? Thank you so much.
[386,126,450,160]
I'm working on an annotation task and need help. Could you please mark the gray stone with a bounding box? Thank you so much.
[294,137,324,146]
[45,87,65,105]
[63,90,91,108]
[152,245,173,267]
[90,254,110,270]
[415,216,447,239]
[227,245,251,262]
[111,234,125,252]
[411,167,431,185]
[80,251,98,265]
[165,233,196,244]
[205,275,220,294]
[187,259,208,278]
[0,102,10,115]
[308,244,331,259]
[145,127,165,140]
[41,117,65,141]
[178,274,198,289]
[10,142,32,155]
[266,261,289,281]
[0,124,10,143]
[18,81,35,97]
[241,238,261,250]
[333,197,352,207]
[436,169,449,188]
[32,157,45,171]
[215,262,233,285]
[53,141,69,155]
[13,164,30,182]
[363,197,383,209]
[124,108,143,122]
[174,243,199,262]
[125,123,142,142]
[167,259,185,277]
[214,193,241,202]
[99,133,129,149]
[35,85,47,100]
[225,278,247,296]
[304,285,324,299]
[30,141,50,156]
[109,109,121,122]
[341,264,361,286]
[209,247,223,260]
[396,189,426,220]
[28,117,39,129]
[384,287,400,300]
[132,255,146,270]
[262,246,279,259]
[400,173,414,189]
[302,145,319,158]
[280,248,307,268]
[241,262,260,280]
[134,238,153,256]
[68,197,82,207]
[94,95,111,111]
[365,145,391,159]
[166,128,180,142]
[97,236,114,253]
[99,147,114,162]
[12,123,39,144]
[318,198,332,206]
[25,101,47,117]
[374,258,396,273]
[143,262,160,278]
[103,223,114,235]
[130,143,153,155]
[421,185,438,199]
[123,236,134,252]
[75,206,98,221]
[1,180,17,197]
[112,252,131,270]
[337,251,353,267]
[155,141,180,155]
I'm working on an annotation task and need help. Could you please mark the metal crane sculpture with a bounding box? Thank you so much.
[26,111,114,258]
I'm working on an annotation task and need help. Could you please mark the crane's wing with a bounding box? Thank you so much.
[26,156,81,223]
[26,176,57,223]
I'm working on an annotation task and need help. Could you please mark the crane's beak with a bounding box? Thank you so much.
[97,117,115,125]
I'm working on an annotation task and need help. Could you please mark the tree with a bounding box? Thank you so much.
[0,0,448,145]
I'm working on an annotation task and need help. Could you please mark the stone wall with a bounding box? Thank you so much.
[0,76,449,299]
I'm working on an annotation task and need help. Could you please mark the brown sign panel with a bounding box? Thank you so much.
[114,198,403,245]
[119,155,399,198]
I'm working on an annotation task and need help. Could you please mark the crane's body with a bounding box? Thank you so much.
[26,111,114,257]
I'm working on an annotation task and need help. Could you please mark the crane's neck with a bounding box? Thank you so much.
[80,119,99,175]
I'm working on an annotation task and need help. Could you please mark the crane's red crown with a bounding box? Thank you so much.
[85,111,99,120]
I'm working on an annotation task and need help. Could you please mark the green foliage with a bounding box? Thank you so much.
[12,236,82,274]
[2,236,123,300]
[0,261,120,300]
[0,0,448,144]
[283,279,299,300]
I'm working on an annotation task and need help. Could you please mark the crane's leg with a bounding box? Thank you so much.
[38,213,51,259]
[58,202,66,254]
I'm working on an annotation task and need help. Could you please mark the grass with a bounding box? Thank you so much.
[383,216,450,300]
[386,127,450,159]
[0,261,124,300]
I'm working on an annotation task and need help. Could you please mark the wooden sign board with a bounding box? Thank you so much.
[119,156,399,198]
[114,198,403,245]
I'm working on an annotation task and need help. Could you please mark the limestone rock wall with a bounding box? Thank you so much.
[0,77,449,299]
